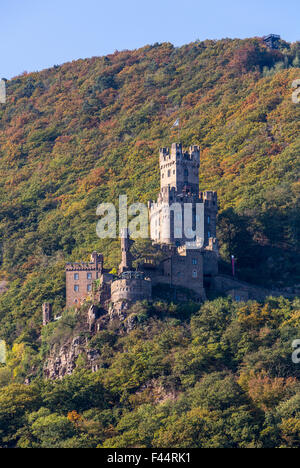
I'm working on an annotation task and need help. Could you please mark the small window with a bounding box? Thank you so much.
[74,273,79,280]
[208,215,210,225]
[87,273,92,280]
[87,284,92,292]
[192,258,198,265]
[208,231,211,239]
[192,270,198,278]
[235,296,241,302]
[168,170,171,177]
[74,285,79,292]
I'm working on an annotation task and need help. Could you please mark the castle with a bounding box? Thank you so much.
[41,142,296,330]
[52,143,217,326]
[263,34,281,49]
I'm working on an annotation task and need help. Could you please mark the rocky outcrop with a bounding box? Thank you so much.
[44,336,101,380]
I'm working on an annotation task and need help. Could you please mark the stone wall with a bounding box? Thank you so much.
[0,281,7,295]
[111,276,152,304]
[44,336,101,379]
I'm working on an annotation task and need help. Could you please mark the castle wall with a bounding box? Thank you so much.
[111,277,152,304]
[212,275,294,302]
[149,190,217,248]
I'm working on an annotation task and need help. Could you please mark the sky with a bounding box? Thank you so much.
[1,0,299,79]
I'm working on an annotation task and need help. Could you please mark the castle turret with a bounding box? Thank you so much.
[119,228,133,274]
[42,303,52,326]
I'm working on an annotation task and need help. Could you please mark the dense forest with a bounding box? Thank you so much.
[0,37,299,448]
[1,297,300,448]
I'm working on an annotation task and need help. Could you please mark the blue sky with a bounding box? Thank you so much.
[1,0,299,79]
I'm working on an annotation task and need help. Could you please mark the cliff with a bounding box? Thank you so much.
[44,335,100,379]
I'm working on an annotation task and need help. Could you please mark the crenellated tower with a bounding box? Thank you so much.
[159,143,200,196]
[149,143,218,251]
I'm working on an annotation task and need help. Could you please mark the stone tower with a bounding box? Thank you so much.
[119,228,133,274]
[159,143,200,196]
[149,143,218,249]
[111,230,152,317]
[42,303,52,326]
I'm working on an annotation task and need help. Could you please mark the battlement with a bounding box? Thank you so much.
[66,252,103,272]
[65,252,104,307]
[159,143,200,164]
[201,191,218,209]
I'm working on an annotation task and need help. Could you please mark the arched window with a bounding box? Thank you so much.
[184,168,189,178]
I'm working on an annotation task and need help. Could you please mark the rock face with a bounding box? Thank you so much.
[44,336,101,380]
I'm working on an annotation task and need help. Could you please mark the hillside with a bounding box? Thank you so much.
[0,36,299,449]
[1,37,299,344]
[0,297,300,448]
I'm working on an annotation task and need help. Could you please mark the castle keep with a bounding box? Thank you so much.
[63,143,219,319]
[149,143,217,248]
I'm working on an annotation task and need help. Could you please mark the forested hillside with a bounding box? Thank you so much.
[0,37,299,448]
[0,297,300,448]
